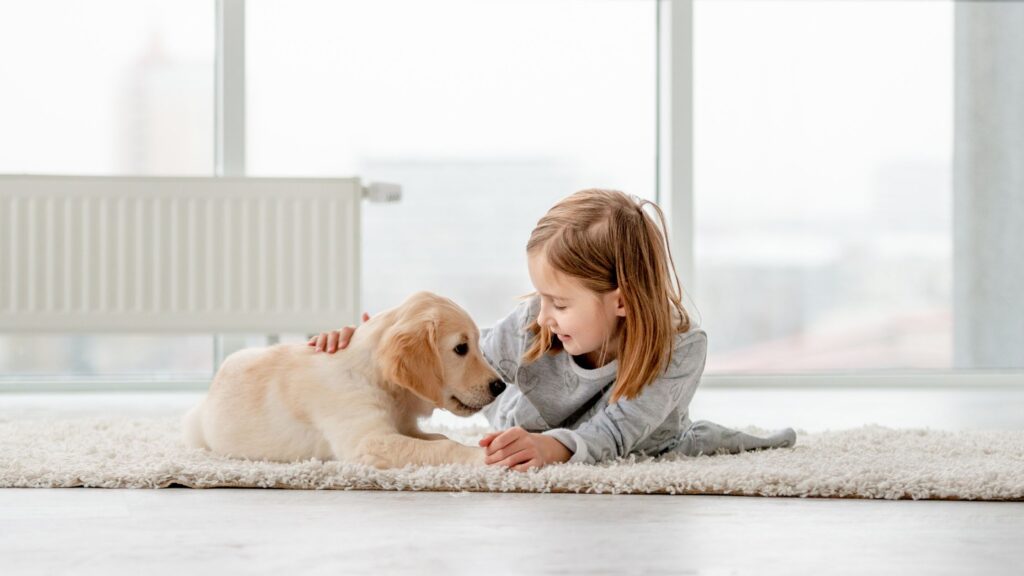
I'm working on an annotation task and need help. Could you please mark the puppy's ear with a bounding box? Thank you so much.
[378,312,444,405]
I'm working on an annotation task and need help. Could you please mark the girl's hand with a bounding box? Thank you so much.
[478,426,572,472]
[307,312,370,353]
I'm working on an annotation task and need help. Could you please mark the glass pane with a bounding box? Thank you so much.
[0,0,216,380]
[0,335,213,378]
[0,0,215,175]
[247,0,656,326]
[694,0,954,372]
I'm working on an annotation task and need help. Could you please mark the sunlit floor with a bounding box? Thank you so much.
[1,388,1023,575]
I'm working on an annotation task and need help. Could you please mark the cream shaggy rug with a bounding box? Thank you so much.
[2,415,1022,500]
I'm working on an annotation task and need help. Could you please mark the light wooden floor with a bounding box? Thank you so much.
[2,488,1022,576]
[2,388,1023,575]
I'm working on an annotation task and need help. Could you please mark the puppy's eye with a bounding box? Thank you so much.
[454,343,469,356]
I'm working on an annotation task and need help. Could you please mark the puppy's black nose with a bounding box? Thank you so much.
[489,379,506,398]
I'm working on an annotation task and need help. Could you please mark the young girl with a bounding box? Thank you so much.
[310,189,796,472]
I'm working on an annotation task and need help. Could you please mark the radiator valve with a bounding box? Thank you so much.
[363,182,402,203]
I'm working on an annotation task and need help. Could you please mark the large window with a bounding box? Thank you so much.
[0,0,215,379]
[247,0,657,326]
[3,0,1020,384]
[1,0,657,380]
[694,0,954,373]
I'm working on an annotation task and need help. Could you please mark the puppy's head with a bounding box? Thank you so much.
[378,291,506,416]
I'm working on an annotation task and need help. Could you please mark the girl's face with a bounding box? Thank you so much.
[527,252,626,367]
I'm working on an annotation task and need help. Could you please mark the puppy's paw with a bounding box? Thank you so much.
[356,451,393,469]
[461,446,487,467]
[353,437,395,469]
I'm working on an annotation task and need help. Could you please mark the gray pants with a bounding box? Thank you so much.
[672,420,797,457]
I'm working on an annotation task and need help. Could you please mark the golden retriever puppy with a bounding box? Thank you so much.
[182,291,506,468]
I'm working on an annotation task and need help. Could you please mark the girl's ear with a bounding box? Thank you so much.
[611,288,627,317]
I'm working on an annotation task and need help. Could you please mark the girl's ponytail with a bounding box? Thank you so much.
[608,200,689,402]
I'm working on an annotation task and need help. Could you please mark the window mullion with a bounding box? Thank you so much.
[215,0,246,178]
[658,0,696,306]
[214,0,248,371]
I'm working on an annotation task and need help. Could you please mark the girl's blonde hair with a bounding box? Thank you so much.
[522,189,691,403]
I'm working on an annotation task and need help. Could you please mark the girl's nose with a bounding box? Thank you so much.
[537,309,555,330]
[536,308,549,327]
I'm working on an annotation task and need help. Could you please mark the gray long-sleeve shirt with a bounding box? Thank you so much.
[479,296,708,465]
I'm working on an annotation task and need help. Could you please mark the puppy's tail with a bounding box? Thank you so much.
[182,404,209,450]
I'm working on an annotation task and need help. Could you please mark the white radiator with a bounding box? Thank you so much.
[0,175,363,333]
